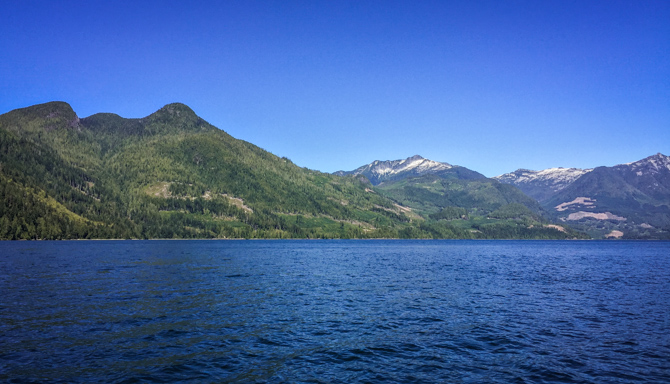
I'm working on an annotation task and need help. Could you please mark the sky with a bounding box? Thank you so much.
[1,0,668,177]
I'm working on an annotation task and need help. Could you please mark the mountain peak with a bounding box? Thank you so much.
[0,101,80,131]
[79,103,213,137]
[333,155,486,185]
[624,152,670,173]
[494,167,593,202]
[496,167,592,182]
[368,155,452,176]
[650,152,668,162]
[6,101,76,119]
[142,103,212,133]
[152,103,198,118]
[39,100,75,112]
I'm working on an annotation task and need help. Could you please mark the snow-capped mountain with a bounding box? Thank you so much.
[496,153,670,204]
[335,155,483,185]
[611,153,670,200]
[494,167,593,202]
[514,153,670,239]
[336,152,670,239]
[616,152,670,174]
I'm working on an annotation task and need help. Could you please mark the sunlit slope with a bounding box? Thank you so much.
[0,102,413,239]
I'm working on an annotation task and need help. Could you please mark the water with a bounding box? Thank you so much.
[1,240,668,383]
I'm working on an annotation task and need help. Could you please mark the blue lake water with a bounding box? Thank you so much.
[0,240,669,383]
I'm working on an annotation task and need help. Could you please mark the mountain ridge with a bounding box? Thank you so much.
[494,167,594,202]
[496,153,670,239]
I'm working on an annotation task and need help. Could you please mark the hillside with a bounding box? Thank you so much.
[0,102,421,239]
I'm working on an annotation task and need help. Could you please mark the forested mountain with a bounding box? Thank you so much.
[496,154,670,239]
[0,102,413,239]
[1,101,582,240]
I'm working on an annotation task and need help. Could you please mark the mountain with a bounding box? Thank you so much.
[0,101,424,240]
[337,156,585,239]
[494,167,593,202]
[0,102,582,240]
[612,153,670,201]
[497,154,670,239]
[335,155,485,185]
[339,155,544,216]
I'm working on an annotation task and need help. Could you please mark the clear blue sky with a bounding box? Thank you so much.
[1,0,668,177]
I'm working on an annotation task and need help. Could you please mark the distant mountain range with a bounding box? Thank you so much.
[1,101,667,239]
[495,153,670,238]
[334,153,670,239]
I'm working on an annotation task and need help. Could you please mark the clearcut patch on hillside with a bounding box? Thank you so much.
[555,197,596,212]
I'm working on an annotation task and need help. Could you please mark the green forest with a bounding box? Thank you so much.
[0,102,586,240]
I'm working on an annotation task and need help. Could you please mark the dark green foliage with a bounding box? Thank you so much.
[377,174,544,217]
[374,172,582,239]
[0,102,416,239]
[430,206,468,220]
[488,203,542,221]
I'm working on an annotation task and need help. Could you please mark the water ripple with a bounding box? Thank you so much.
[1,240,669,383]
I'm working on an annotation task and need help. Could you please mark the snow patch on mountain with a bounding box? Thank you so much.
[618,153,670,173]
[495,167,592,192]
[335,155,456,185]
[363,155,452,177]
